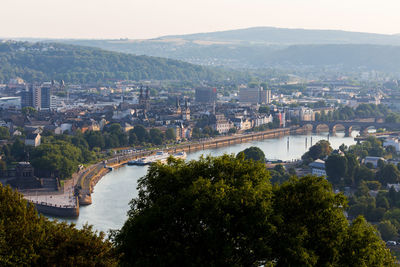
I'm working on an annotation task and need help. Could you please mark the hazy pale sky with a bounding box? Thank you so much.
[1,0,400,39]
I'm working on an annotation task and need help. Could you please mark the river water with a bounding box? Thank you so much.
[63,132,358,233]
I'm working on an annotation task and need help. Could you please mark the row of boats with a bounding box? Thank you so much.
[127,151,187,166]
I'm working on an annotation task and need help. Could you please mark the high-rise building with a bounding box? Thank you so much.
[195,87,217,103]
[20,83,53,110]
[239,87,271,104]
[265,89,272,104]
[40,85,51,109]
[32,85,42,110]
[21,89,33,108]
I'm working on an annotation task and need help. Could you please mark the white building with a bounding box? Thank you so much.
[363,156,385,168]
[309,159,326,177]
[383,138,400,152]
[25,133,41,147]
[213,114,233,134]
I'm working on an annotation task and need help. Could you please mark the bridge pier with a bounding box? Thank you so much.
[345,126,351,137]
[312,124,317,134]
[329,125,335,135]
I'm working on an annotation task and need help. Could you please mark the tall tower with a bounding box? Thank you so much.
[182,99,190,121]
[144,87,150,110]
[176,97,181,115]
[32,84,41,110]
[139,86,144,104]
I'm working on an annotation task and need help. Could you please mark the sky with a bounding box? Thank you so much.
[1,0,400,39]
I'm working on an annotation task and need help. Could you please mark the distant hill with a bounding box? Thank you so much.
[160,27,400,46]
[0,41,231,84]
[28,27,400,72]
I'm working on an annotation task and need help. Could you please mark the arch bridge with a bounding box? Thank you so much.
[299,121,400,136]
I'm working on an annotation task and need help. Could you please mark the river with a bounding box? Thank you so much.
[63,132,358,233]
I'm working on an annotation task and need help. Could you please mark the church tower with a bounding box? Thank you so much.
[176,97,182,115]
[182,99,190,121]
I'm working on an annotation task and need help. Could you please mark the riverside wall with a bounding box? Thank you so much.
[31,198,79,218]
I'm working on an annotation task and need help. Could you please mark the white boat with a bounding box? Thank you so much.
[128,151,187,166]
[128,151,170,165]
[173,151,187,160]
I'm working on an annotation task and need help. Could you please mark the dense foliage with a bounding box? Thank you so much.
[112,155,395,266]
[0,41,227,83]
[1,124,178,179]
[236,146,265,162]
[0,183,117,266]
[303,136,400,244]
[315,104,390,121]
[301,140,333,163]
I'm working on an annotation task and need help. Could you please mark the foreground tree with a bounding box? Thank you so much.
[112,155,273,266]
[271,176,348,265]
[113,155,395,266]
[0,184,117,266]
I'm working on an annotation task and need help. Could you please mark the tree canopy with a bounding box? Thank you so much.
[0,183,117,266]
[302,140,333,163]
[0,41,229,83]
[236,146,266,162]
[112,155,395,266]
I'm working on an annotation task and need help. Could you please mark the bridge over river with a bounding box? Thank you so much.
[299,120,400,136]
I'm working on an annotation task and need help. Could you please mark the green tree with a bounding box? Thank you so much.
[149,128,164,145]
[378,220,398,241]
[378,163,400,185]
[258,105,270,114]
[354,165,375,185]
[271,176,348,266]
[0,183,117,266]
[165,128,176,141]
[345,153,359,186]
[236,146,265,162]
[0,127,10,140]
[112,156,395,266]
[128,130,138,145]
[325,154,348,185]
[112,155,273,266]
[85,131,105,149]
[21,106,37,116]
[132,125,149,143]
[340,217,395,266]
[302,140,332,162]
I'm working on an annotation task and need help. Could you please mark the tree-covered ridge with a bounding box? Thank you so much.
[0,41,228,83]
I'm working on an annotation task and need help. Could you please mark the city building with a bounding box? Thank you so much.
[25,133,41,147]
[212,114,233,134]
[21,83,53,110]
[195,87,217,103]
[383,137,400,152]
[309,159,326,177]
[239,87,271,104]
[40,84,52,109]
[363,156,385,168]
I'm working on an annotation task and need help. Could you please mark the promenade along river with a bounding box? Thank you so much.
[64,132,358,233]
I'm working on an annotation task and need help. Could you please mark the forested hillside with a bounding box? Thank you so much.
[0,41,231,83]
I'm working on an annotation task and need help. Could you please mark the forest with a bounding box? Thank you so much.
[0,41,237,84]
